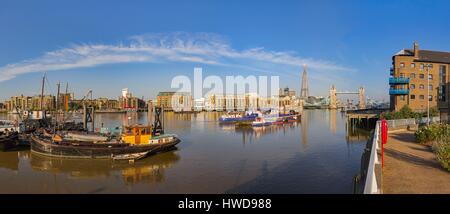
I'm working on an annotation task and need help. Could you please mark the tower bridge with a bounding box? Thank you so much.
[329,85,366,109]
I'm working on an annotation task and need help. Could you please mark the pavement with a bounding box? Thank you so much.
[382,130,450,194]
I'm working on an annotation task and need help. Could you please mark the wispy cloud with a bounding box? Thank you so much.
[0,32,353,82]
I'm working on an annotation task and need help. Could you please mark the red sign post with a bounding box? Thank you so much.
[381,119,388,167]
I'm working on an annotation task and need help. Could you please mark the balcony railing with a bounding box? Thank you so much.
[389,77,409,85]
[389,89,409,95]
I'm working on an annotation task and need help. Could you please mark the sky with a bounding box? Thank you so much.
[1,0,450,102]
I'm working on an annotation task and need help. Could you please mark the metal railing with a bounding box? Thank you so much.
[387,116,440,128]
[363,120,381,194]
[362,116,441,194]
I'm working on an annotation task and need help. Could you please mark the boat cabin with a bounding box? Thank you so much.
[121,125,152,145]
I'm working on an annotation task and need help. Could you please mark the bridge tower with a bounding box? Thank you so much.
[329,85,337,109]
[300,64,309,98]
[358,87,366,109]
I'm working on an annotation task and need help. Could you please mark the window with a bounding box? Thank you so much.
[410,95,415,99]
[410,84,415,89]
[429,84,433,90]
[420,64,424,70]
[440,86,446,102]
[410,73,416,78]
[419,95,425,100]
[419,84,424,89]
[400,73,405,78]
[429,74,433,80]
[400,95,405,100]
[429,95,433,101]
[411,63,415,68]
[439,65,447,84]
[439,65,447,102]
[400,63,405,68]
[419,74,425,79]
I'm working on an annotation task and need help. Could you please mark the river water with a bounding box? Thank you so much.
[0,110,369,193]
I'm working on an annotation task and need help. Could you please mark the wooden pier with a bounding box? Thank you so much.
[346,109,387,131]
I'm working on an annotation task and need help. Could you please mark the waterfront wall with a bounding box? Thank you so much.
[356,116,442,194]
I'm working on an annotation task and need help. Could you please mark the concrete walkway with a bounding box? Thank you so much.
[382,130,450,194]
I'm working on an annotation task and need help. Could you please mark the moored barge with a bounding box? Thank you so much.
[31,124,180,159]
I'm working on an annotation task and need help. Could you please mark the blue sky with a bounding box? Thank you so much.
[1,0,450,101]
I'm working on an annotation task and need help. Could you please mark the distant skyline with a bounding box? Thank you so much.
[1,0,450,101]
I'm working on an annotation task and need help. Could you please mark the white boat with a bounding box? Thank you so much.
[252,116,276,127]
[112,151,149,161]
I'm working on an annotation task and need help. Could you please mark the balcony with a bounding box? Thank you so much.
[389,77,409,85]
[389,89,409,95]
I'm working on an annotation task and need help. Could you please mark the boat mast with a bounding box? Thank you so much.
[40,73,46,111]
[56,81,61,127]
[64,82,68,120]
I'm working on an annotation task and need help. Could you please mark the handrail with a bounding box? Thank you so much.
[387,116,440,128]
[362,116,441,194]
[363,120,381,194]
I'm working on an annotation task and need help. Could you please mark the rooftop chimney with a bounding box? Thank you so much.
[413,42,419,57]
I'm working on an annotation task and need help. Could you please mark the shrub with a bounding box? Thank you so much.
[415,123,450,171]
[415,126,434,144]
[380,106,439,120]
[433,140,450,171]
[414,124,447,144]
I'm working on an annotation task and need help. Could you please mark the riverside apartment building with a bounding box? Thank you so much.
[390,42,450,122]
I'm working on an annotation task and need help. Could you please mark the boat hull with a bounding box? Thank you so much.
[219,116,258,123]
[30,134,180,159]
[251,113,301,127]
[0,132,19,151]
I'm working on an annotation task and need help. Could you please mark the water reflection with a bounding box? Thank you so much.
[0,150,29,171]
[222,122,300,145]
[346,128,370,143]
[28,151,180,185]
[0,151,20,171]
[301,110,309,149]
[0,110,369,193]
[329,109,337,134]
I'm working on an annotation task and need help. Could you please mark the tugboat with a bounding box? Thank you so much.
[30,107,181,160]
[31,125,180,159]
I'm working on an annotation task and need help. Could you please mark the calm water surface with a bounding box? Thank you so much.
[0,110,369,193]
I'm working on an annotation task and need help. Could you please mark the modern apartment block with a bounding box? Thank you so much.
[390,42,449,117]
[156,92,193,111]
[4,95,56,112]
[119,88,146,111]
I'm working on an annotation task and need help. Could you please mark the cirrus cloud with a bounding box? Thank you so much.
[0,32,353,82]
